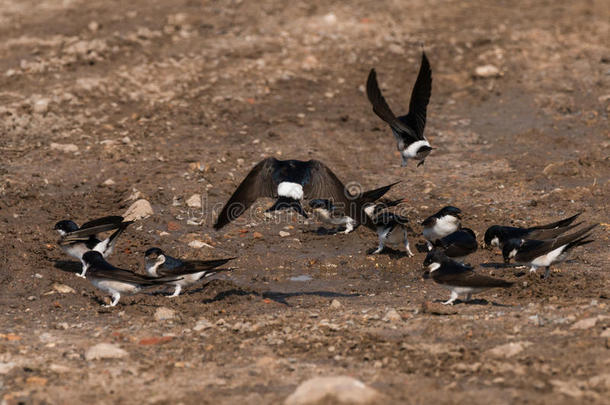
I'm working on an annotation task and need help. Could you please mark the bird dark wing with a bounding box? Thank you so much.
[434,262,512,288]
[303,160,349,207]
[158,258,235,276]
[399,51,432,140]
[63,216,124,240]
[516,224,598,262]
[90,267,178,285]
[214,158,277,230]
[437,232,478,257]
[529,212,582,230]
[527,223,580,241]
[366,69,419,144]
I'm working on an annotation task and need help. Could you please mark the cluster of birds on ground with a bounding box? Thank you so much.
[53,51,598,307]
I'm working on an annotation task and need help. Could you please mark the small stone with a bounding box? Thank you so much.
[388,43,404,54]
[486,341,532,358]
[123,199,153,221]
[188,240,214,249]
[193,318,213,331]
[121,136,131,144]
[186,194,202,208]
[88,21,100,32]
[330,299,342,310]
[85,343,128,360]
[383,308,402,322]
[49,364,72,374]
[154,307,175,321]
[52,283,75,294]
[102,178,115,187]
[322,13,337,24]
[33,98,50,114]
[236,158,245,166]
[279,231,290,237]
[26,376,48,386]
[0,362,15,374]
[600,329,610,338]
[475,64,501,78]
[253,231,264,239]
[285,376,381,405]
[570,317,597,330]
[50,143,78,153]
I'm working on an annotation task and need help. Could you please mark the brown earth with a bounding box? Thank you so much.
[1,0,609,404]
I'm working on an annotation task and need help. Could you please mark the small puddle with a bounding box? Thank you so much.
[289,275,313,282]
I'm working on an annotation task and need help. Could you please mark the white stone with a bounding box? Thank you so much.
[383,308,402,322]
[0,362,16,374]
[486,341,532,358]
[102,178,115,187]
[186,194,202,208]
[188,240,214,249]
[475,64,501,78]
[330,299,342,310]
[123,199,153,221]
[154,307,175,321]
[193,318,213,331]
[570,317,597,330]
[33,98,50,114]
[85,343,128,360]
[285,376,381,405]
[279,231,290,237]
[52,283,75,294]
[50,143,78,153]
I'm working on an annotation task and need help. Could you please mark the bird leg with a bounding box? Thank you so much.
[168,285,182,298]
[404,229,414,257]
[372,230,389,254]
[529,265,538,274]
[103,292,121,307]
[543,266,551,279]
[465,293,472,302]
[426,241,433,251]
[343,222,354,234]
[442,290,459,305]
[77,261,88,278]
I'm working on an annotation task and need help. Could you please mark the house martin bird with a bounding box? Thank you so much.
[54,216,133,277]
[367,51,433,167]
[433,228,478,261]
[502,224,597,279]
[362,199,413,256]
[144,248,235,297]
[423,250,514,305]
[82,251,183,307]
[484,212,582,249]
[421,206,462,250]
[307,183,400,234]
[214,157,396,230]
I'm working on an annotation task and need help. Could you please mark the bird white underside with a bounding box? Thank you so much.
[313,208,356,232]
[145,256,165,277]
[277,182,304,200]
[440,285,486,295]
[428,262,441,272]
[404,139,430,159]
[491,237,500,247]
[90,279,142,295]
[531,244,567,267]
[423,215,460,242]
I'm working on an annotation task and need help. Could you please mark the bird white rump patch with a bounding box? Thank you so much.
[278,182,304,200]
[405,140,430,158]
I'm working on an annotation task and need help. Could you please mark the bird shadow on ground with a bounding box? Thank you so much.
[261,290,360,306]
[415,242,430,253]
[433,298,512,307]
[303,226,345,236]
[480,262,525,269]
[366,247,410,259]
[53,260,82,275]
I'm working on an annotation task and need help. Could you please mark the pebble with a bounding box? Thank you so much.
[285,376,381,405]
[50,143,79,153]
[186,194,202,208]
[570,317,597,330]
[102,178,115,187]
[123,199,153,221]
[193,318,214,331]
[475,64,501,78]
[154,307,175,321]
[33,98,50,114]
[0,362,16,375]
[486,341,531,358]
[383,308,402,322]
[52,283,75,294]
[188,240,213,249]
[279,231,290,237]
[330,299,342,310]
[253,231,264,239]
[85,343,128,360]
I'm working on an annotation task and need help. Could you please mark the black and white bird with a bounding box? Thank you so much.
[307,183,400,234]
[144,248,235,297]
[82,251,182,307]
[421,206,462,250]
[214,157,396,230]
[362,199,413,256]
[502,224,597,279]
[423,250,514,305]
[367,51,433,167]
[54,216,133,277]
[484,212,582,249]
[432,228,478,261]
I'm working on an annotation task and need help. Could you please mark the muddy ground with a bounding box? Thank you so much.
[1,0,609,403]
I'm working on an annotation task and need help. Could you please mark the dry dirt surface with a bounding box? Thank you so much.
[1,0,609,404]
